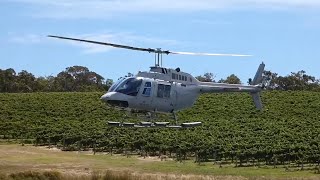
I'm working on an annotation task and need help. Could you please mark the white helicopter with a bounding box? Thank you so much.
[48,35,265,128]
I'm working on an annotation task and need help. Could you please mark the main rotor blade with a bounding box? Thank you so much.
[48,35,156,53]
[48,35,252,57]
[169,51,252,57]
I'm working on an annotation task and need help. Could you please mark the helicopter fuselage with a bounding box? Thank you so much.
[100,63,265,114]
[101,77,200,113]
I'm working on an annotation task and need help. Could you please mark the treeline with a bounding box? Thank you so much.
[1,66,320,93]
[196,70,320,91]
[0,66,113,93]
[262,70,320,91]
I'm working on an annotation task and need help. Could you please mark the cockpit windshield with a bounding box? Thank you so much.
[110,77,142,96]
[108,77,125,92]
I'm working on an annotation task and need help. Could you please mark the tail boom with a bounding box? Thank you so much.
[198,62,265,110]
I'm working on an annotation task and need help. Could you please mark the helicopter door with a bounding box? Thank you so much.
[154,83,174,112]
[138,81,153,111]
[171,83,178,110]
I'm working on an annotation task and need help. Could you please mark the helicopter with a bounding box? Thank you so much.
[48,35,265,128]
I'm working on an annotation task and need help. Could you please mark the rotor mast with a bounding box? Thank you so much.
[155,48,164,67]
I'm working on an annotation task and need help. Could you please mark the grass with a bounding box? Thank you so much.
[1,144,320,180]
[0,171,250,180]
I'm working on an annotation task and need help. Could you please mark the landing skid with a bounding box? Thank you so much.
[107,121,202,128]
[108,111,202,128]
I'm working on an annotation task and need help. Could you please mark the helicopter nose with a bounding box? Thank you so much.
[100,93,110,102]
[100,92,129,108]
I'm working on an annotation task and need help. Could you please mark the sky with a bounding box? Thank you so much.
[1,0,320,83]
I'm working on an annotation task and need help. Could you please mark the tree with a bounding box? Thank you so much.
[56,71,75,91]
[0,66,112,92]
[196,73,215,82]
[261,70,320,91]
[105,79,114,91]
[218,74,241,84]
[16,70,37,92]
[36,76,56,92]
[276,70,318,91]
[0,68,17,92]
[55,66,106,92]
[262,70,278,90]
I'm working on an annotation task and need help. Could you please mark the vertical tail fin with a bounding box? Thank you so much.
[250,62,265,110]
[251,92,263,110]
[252,62,265,85]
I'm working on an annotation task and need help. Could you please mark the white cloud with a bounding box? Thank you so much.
[8,0,320,19]
[9,34,45,44]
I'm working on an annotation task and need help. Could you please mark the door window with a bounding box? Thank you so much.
[142,82,152,96]
[157,84,171,98]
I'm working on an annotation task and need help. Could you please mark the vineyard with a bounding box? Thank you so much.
[1,91,320,168]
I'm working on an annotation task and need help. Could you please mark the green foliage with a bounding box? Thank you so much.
[262,70,320,91]
[218,74,241,84]
[195,73,215,82]
[1,91,320,167]
[0,66,111,93]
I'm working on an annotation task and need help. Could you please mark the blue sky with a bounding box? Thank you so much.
[1,0,320,83]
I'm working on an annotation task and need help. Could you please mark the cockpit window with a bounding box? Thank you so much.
[108,77,125,92]
[114,78,142,96]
